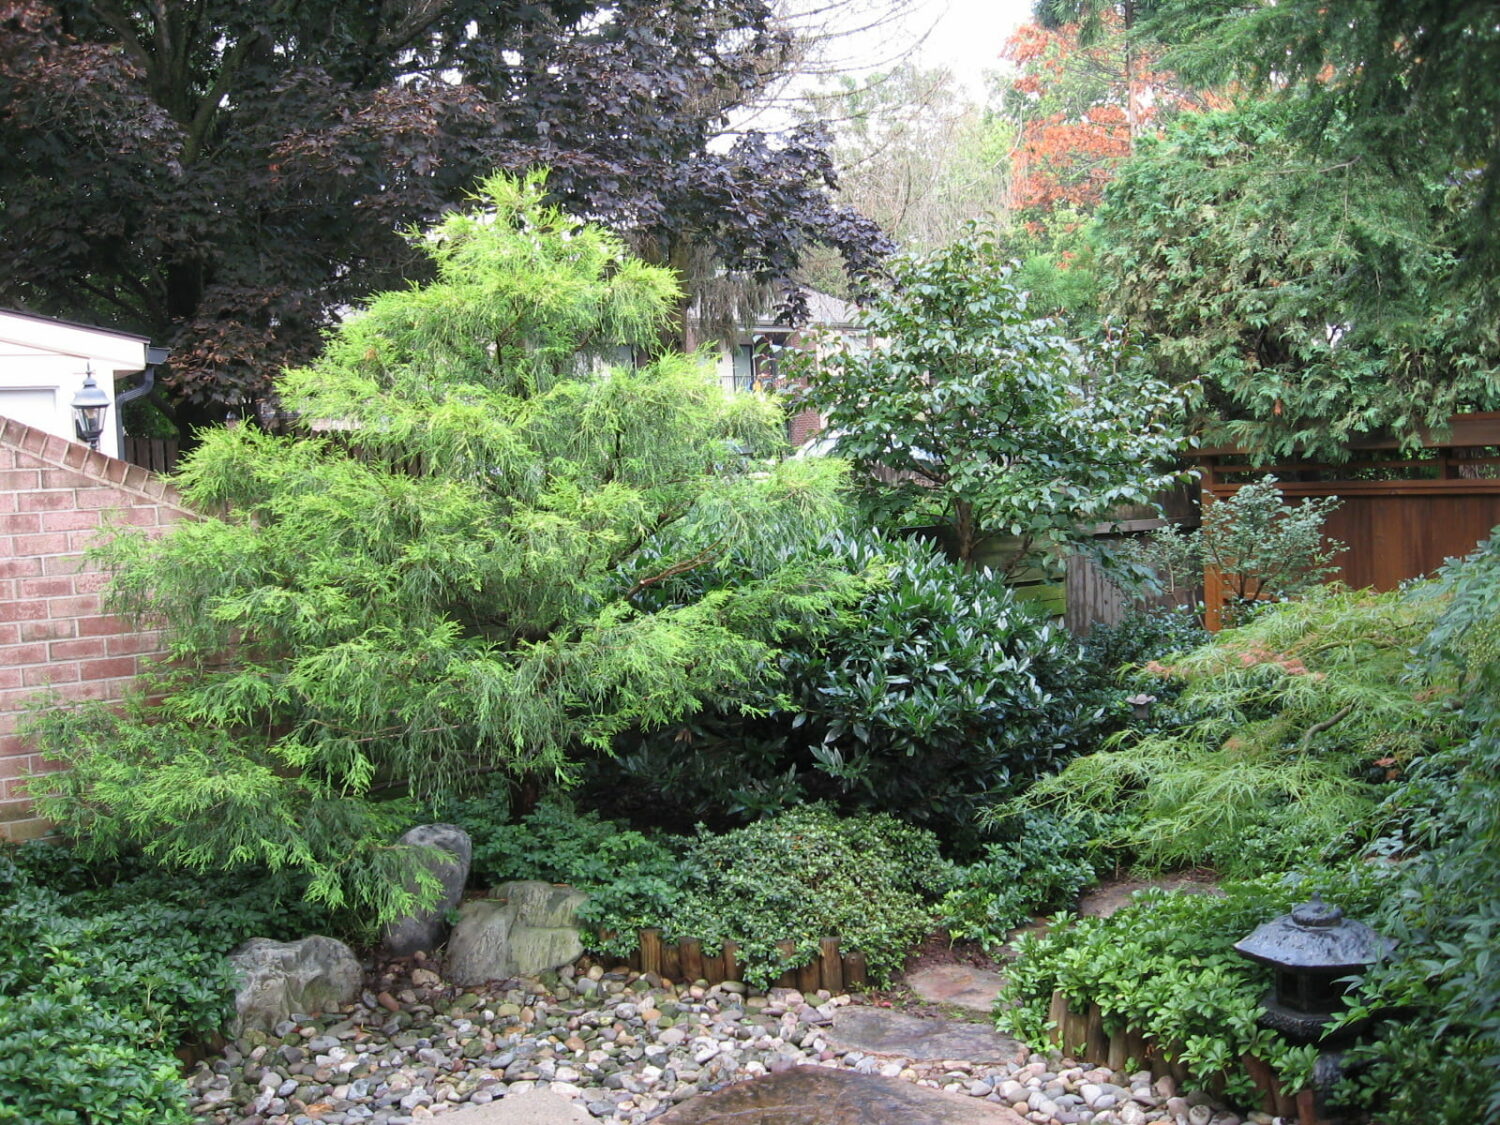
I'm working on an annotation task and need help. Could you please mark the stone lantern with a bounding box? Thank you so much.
[1234,894,1394,1044]
[1235,894,1395,1124]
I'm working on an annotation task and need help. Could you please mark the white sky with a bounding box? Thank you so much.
[907,0,1034,96]
[727,0,1035,137]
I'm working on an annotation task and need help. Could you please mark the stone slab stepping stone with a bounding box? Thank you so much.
[905,964,1009,1014]
[828,1006,1023,1063]
[1077,875,1221,919]
[432,1089,593,1124]
[655,1066,1029,1125]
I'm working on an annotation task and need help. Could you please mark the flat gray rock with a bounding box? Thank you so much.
[828,1007,1022,1064]
[431,1089,592,1124]
[905,965,1009,1014]
[655,1066,1029,1125]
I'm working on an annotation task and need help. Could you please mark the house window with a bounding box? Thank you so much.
[722,333,790,394]
[727,344,756,393]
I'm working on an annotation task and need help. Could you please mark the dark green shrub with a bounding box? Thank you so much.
[441,795,949,984]
[590,532,1110,853]
[938,811,1100,950]
[0,842,328,1125]
[1079,606,1207,683]
[668,805,949,988]
[436,790,687,954]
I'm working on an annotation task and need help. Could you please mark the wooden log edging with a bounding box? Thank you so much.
[1048,991,1306,1122]
[633,928,867,991]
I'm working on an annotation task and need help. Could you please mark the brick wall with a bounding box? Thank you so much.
[786,407,825,449]
[0,416,193,841]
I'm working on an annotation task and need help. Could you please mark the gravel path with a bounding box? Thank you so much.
[187,958,1259,1125]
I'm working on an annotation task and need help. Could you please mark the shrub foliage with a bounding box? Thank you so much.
[591,533,1110,850]
[996,868,1395,1104]
[0,844,323,1125]
[1015,585,1460,875]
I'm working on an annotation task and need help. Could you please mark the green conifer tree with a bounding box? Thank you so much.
[26,174,859,923]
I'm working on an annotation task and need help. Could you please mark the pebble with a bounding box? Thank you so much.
[189,962,1238,1125]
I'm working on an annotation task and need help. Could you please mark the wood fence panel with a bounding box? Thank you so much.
[1065,552,1130,635]
[123,436,179,475]
[1065,550,1200,636]
[1204,479,1500,597]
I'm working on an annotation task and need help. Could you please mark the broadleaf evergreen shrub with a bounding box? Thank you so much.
[591,533,1111,853]
[995,867,1396,1105]
[439,799,950,988]
[788,230,1188,571]
[937,810,1101,950]
[0,842,328,1125]
[668,805,949,988]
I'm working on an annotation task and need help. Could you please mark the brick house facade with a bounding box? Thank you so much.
[0,415,192,841]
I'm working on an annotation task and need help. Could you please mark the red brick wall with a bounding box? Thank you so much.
[0,416,193,841]
[787,407,825,448]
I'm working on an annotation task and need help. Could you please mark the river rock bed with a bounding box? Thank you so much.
[187,957,1261,1125]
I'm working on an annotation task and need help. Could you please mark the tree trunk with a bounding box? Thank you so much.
[506,773,543,821]
[954,500,977,567]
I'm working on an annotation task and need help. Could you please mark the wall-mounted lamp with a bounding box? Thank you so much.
[71,369,110,451]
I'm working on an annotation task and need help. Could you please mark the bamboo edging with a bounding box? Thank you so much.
[632,928,867,992]
[1048,991,1318,1124]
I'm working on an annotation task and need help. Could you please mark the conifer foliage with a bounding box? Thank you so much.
[27,175,858,923]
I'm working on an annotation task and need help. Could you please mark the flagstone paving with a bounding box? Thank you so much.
[904,964,1011,1014]
[828,1005,1022,1062]
[654,1066,1030,1125]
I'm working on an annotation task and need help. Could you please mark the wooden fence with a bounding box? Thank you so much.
[123,435,180,474]
[1198,413,1500,630]
[1063,479,1204,635]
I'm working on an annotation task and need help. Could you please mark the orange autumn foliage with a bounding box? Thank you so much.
[1002,16,1224,228]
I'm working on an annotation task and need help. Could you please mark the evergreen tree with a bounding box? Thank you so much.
[26,174,861,922]
[1094,100,1500,458]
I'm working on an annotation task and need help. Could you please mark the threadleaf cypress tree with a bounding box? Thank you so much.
[27,174,859,923]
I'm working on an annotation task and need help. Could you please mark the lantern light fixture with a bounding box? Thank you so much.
[71,368,110,451]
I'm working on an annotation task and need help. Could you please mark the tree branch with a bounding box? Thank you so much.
[184,31,263,163]
[626,542,725,599]
[1296,703,1353,754]
[91,0,153,75]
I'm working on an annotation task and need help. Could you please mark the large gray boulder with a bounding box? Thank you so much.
[379,822,473,958]
[228,936,363,1034]
[445,880,589,986]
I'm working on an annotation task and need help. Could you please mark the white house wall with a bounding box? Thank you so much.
[0,311,149,460]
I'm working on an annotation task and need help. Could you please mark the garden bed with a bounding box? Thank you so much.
[1046,991,1313,1123]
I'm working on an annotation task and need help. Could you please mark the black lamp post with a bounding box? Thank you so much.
[71,369,111,451]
